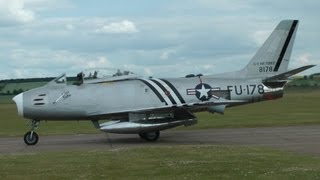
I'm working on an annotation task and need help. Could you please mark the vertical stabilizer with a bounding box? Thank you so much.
[241,20,299,79]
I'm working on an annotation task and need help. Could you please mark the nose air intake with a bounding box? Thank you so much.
[13,93,24,117]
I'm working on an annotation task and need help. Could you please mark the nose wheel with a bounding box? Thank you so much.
[24,131,39,145]
[24,120,40,145]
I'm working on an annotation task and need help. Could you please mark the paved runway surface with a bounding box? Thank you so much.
[1,125,320,155]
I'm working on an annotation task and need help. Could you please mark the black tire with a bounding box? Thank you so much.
[139,133,146,139]
[24,131,39,145]
[139,131,160,141]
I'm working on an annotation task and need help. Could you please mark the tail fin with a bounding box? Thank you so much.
[241,20,299,79]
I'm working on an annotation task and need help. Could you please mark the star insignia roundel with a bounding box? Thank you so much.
[187,83,221,101]
[195,83,212,101]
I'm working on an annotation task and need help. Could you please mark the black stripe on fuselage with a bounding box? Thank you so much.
[138,79,167,105]
[151,79,177,105]
[274,20,298,72]
[161,79,186,104]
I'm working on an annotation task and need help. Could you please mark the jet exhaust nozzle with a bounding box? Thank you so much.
[263,86,284,100]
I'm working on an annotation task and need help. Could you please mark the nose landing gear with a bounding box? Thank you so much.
[24,120,40,145]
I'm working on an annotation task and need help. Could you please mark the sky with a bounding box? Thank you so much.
[0,0,319,79]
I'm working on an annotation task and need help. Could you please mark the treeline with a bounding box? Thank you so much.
[287,74,320,87]
[0,77,78,95]
[0,77,77,83]
[1,89,24,95]
[309,73,320,79]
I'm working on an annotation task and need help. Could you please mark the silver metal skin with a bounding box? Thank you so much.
[12,20,315,145]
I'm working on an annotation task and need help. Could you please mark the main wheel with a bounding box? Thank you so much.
[139,131,160,141]
[24,131,39,145]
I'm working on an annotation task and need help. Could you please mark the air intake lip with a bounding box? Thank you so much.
[12,93,24,116]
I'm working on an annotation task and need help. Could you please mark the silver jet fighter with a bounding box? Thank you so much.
[13,20,315,145]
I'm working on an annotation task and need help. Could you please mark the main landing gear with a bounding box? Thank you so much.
[24,120,40,145]
[139,131,160,141]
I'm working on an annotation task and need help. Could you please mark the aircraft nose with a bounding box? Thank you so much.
[13,93,24,117]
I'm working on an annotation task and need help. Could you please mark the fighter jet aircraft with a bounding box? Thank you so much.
[13,20,315,145]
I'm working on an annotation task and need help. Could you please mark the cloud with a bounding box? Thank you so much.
[2,48,115,78]
[195,0,252,11]
[0,1,319,80]
[160,49,176,60]
[0,0,74,26]
[295,53,312,65]
[65,23,74,30]
[95,20,138,34]
[85,56,113,69]
[289,52,318,74]
[24,0,74,11]
[0,0,35,25]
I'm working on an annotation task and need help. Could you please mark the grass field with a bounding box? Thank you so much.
[0,88,319,136]
[0,95,15,104]
[1,145,320,179]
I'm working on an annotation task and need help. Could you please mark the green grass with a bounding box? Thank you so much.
[0,95,14,104]
[1,145,320,179]
[0,89,319,136]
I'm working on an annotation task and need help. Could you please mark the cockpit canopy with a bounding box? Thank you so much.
[48,68,140,86]
[78,68,140,84]
[82,68,135,80]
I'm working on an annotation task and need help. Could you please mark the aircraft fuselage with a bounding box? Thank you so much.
[17,76,282,121]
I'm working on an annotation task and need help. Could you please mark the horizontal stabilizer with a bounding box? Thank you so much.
[264,65,316,82]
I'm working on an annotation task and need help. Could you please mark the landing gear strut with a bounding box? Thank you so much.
[139,131,160,141]
[24,120,40,145]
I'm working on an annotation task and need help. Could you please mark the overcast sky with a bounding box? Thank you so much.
[0,0,319,79]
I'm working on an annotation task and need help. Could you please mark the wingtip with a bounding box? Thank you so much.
[306,64,316,68]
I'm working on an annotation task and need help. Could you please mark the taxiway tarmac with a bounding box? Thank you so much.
[0,125,320,155]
